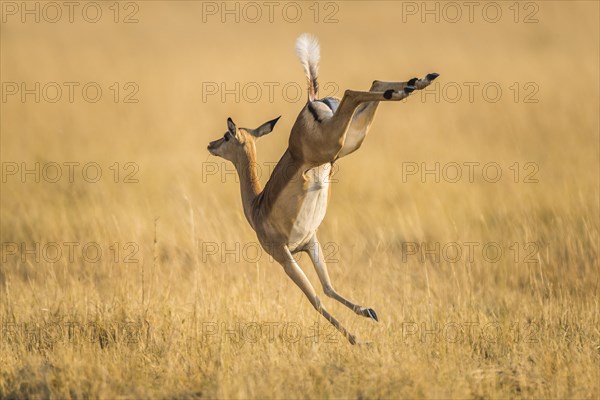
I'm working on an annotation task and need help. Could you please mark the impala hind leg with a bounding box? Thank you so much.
[305,236,378,322]
[337,73,439,158]
[372,73,440,92]
[297,87,418,166]
[275,245,358,345]
[308,87,416,163]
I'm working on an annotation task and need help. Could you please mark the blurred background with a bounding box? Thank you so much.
[1,1,598,398]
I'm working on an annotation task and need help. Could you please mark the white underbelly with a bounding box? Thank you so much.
[288,164,331,250]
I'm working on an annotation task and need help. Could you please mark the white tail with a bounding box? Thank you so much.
[295,33,320,102]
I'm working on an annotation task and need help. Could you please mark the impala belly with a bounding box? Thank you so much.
[287,163,331,251]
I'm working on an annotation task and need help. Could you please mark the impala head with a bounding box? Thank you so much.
[207,116,280,162]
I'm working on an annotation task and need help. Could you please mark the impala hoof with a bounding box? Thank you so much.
[366,308,378,322]
[426,73,440,81]
[408,77,418,86]
[404,86,416,94]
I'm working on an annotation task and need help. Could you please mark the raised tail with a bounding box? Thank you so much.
[295,33,320,102]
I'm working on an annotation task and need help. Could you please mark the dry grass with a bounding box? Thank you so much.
[1,1,599,398]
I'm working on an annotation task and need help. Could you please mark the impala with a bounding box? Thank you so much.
[207,34,438,344]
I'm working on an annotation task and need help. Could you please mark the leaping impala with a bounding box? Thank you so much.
[207,34,438,344]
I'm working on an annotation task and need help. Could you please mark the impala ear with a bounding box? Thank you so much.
[227,117,237,136]
[246,116,281,138]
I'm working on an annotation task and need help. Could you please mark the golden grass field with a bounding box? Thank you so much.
[1,1,599,398]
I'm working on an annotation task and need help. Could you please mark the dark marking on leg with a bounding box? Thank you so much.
[383,89,394,99]
[408,77,418,86]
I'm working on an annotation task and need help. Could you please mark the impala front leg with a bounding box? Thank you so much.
[305,235,378,321]
[274,245,358,345]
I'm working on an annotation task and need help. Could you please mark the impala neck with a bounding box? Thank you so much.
[233,144,262,229]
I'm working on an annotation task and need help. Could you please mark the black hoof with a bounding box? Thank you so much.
[404,85,415,94]
[383,89,394,99]
[366,308,378,322]
[408,77,418,86]
[426,73,440,81]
